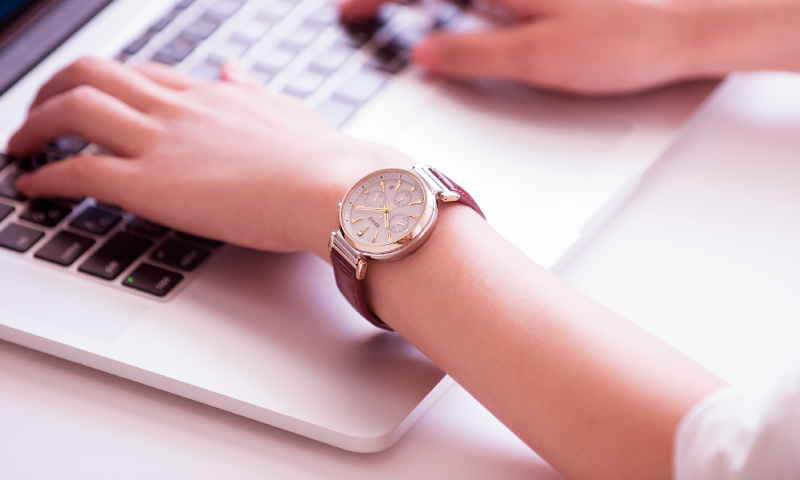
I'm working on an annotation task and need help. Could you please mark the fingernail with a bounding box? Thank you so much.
[221,59,252,84]
[411,37,437,69]
[15,173,32,193]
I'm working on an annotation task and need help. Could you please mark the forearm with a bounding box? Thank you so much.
[683,0,800,77]
[364,205,725,480]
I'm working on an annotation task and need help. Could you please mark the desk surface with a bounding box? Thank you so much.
[2,72,800,479]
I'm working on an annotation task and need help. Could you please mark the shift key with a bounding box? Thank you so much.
[79,232,153,280]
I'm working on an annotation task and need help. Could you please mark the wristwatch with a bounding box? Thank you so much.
[329,165,485,331]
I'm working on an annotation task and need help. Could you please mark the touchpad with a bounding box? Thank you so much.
[0,259,146,342]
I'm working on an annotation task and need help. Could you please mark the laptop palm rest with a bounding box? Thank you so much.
[0,247,447,452]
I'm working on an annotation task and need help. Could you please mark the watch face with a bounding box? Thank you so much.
[340,168,435,255]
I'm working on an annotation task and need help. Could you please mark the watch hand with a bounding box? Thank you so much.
[383,205,389,229]
[353,205,385,211]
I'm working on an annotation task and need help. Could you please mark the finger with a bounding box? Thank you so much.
[338,0,397,22]
[8,85,158,157]
[30,56,170,113]
[411,27,534,82]
[473,0,556,18]
[219,59,255,85]
[134,61,204,89]
[15,153,138,206]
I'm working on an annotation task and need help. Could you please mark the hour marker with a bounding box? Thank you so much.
[395,180,402,191]
[357,225,370,236]
[411,186,416,191]
[363,189,369,194]
[351,217,364,224]
[387,231,392,242]
[380,181,385,193]
[371,231,378,243]
[409,200,422,206]
[409,214,420,219]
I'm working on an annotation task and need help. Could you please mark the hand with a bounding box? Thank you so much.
[339,0,800,95]
[7,57,410,258]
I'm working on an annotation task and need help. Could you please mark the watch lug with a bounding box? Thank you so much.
[415,165,460,202]
[330,230,367,278]
[328,231,336,252]
[355,259,367,280]
[437,191,460,202]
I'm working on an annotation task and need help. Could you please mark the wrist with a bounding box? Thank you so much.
[300,141,413,260]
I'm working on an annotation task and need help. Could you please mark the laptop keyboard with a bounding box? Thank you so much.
[0,0,461,298]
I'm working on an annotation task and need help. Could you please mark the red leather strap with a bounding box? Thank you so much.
[330,169,483,331]
[429,167,486,220]
[330,247,392,330]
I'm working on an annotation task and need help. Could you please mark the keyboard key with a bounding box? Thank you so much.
[0,203,14,221]
[338,18,382,47]
[19,199,72,227]
[254,46,295,74]
[70,206,122,235]
[78,232,153,280]
[366,40,409,73]
[233,18,273,45]
[123,263,183,297]
[424,1,462,27]
[34,231,95,266]
[315,97,357,129]
[191,60,222,80]
[175,232,222,248]
[121,33,153,57]
[182,16,221,41]
[1,153,12,170]
[0,223,44,252]
[0,175,25,201]
[152,36,197,64]
[207,37,250,64]
[258,0,295,20]
[205,0,244,20]
[151,238,209,271]
[333,67,388,105]
[280,21,323,50]
[127,218,170,238]
[16,151,65,172]
[309,43,354,75]
[283,69,327,98]
[306,3,338,26]
[48,135,88,154]
[149,7,181,33]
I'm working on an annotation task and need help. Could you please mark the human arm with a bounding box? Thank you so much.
[339,0,800,95]
[7,58,725,479]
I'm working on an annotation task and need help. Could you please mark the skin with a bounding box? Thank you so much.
[9,2,800,477]
[6,57,725,479]
[340,0,800,95]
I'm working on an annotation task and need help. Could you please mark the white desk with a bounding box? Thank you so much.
[2,72,800,479]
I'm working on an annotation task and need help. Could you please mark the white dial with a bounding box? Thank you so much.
[341,169,429,249]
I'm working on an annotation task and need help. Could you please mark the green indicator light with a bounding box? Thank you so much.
[127,276,134,283]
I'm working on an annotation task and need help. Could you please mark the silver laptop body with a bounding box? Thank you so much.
[0,0,717,452]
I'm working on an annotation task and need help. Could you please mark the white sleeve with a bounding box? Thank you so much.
[674,366,800,480]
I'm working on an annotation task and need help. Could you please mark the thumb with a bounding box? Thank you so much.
[411,27,534,82]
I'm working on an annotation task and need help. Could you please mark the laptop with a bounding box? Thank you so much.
[0,0,718,452]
